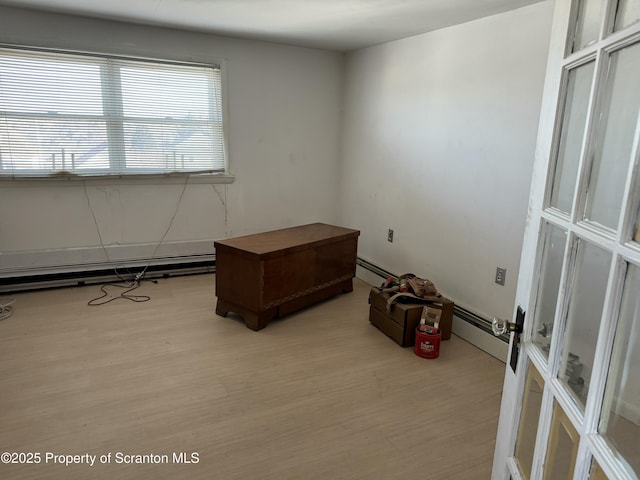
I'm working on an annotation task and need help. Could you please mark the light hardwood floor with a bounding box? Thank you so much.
[0,274,505,479]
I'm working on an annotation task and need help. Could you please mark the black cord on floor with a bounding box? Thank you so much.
[85,177,189,307]
[88,281,151,306]
[87,268,151,306]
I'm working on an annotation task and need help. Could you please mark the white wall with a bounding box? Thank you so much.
[339,1,554,320]
[0,7,344,275]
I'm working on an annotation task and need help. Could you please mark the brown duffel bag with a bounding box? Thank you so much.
[379,273,442,312]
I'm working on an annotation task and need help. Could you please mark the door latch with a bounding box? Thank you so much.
[492,306,525,373]
[492,317,523,335]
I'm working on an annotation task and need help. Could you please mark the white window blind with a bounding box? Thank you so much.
[0,46,225,176]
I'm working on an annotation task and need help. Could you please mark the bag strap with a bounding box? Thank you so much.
[386,292,443,312]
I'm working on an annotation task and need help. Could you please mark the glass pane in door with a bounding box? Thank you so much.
[599,263,640,478]
[589,459,608,479]
[572,0,605,52]
[634,203,640,245]
[614,0,640,31]
[549,62,595,213]
[515,363,545,479]
[559,240,611,409]
[583,42,640,230]
[633,178,640,245]
[532,224,568,357]
[544,401,579,480]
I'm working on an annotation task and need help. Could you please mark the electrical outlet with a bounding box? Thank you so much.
[495,267,506,286]
[387,229,394,243]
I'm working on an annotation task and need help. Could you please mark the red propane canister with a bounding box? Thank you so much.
[414,326,441,359]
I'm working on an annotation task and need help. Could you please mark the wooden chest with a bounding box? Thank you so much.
[214,223,360,331]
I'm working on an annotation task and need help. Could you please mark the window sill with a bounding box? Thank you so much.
[0,172,235,187]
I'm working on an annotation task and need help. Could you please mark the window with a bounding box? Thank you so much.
[0,46,225,176]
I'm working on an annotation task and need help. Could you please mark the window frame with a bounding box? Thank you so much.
[0,43,232,182]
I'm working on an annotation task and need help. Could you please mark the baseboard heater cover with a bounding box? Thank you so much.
[453,303,509,343]
[356,256,508,344]
[0,259,215,293]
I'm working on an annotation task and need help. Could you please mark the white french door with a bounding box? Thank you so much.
[492,1,640,479]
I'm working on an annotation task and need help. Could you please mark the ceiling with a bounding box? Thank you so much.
[0,0,546,51]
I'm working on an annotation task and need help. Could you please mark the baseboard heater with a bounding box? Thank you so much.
[453,302,509,342]
[0,259,216,293]
[3,255,506,343]
[356,257,508,344]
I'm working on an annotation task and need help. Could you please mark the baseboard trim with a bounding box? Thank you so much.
[0,240,216,278]
[0,243,216,294]
[0,260,215,293]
